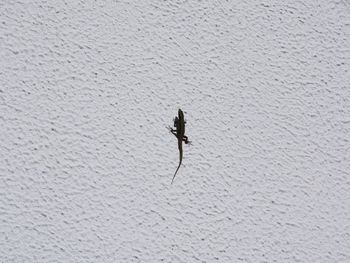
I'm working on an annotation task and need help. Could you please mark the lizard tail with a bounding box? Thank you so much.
[171,151,183,184]
[171,162,181,184]
[171,140,182,184]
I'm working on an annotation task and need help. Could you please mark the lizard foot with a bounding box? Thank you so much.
[167,126,175,132]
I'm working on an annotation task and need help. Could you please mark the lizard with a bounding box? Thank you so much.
[168,109,191,184]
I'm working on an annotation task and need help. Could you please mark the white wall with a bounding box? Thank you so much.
[1,1,349,262]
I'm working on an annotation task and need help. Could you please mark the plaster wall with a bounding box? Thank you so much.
[1,1,349,262]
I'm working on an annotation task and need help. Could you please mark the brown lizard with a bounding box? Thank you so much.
[168,109,191,184]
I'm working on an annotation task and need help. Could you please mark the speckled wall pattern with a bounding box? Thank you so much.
[1,1,349,262]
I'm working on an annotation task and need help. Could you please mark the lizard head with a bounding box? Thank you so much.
[178,109,184,119]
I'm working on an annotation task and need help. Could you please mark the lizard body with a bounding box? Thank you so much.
[169,109,190,184]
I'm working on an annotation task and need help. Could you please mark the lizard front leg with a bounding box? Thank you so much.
[167,126,178,137]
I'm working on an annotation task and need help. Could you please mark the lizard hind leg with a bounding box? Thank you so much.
[182,136,191,145]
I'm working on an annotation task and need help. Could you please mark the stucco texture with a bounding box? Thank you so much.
[1,0,349,262]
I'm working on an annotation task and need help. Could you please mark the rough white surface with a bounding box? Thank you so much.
[1,0,349,262]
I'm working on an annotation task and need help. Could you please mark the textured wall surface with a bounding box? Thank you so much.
[1,0,349,262]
